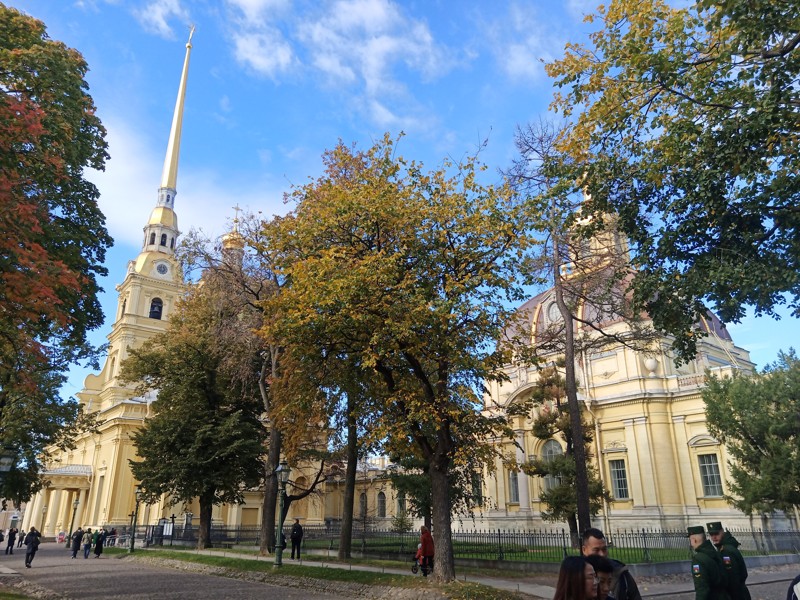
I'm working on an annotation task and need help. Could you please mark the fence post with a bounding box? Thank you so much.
[497,528,504,561]
[640,528,652,563]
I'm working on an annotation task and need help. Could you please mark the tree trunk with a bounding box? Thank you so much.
[553,235,592,534]
[429,458,455,582]
[338,403,358,559]
[259,424,281,554]
[197,491,214,550]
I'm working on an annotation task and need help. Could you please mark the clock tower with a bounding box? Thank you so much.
[26,30,195,535]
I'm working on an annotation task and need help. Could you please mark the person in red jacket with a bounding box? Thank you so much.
[419,525,434,577]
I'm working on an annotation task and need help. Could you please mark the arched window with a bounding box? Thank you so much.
[542,440,563,492]
[121,299,127,316]
[359,493,367,518]
[149,298,163,320]
[149,232,156,245]
[160,233,167,246]
[509,470,520,503]
[377,492,386,518]
[170,237,175,249]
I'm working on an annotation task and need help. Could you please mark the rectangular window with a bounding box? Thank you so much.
[470,472,483,507]
[508,471,520,503]
[609,459,629,500]
[699,454,724,496]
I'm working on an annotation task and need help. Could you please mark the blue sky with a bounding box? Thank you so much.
[10,0,797,397]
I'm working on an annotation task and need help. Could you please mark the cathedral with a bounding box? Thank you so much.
[21,37,770,539]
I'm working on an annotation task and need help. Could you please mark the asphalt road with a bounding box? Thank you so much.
[0,541,351,599]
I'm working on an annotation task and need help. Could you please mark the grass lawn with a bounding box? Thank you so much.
[124,547,533,599]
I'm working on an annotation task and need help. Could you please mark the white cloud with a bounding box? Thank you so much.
[225,0,290,27]
[232,30,295,77]
[223,0,452,131]
[133,0,190,38]
[486,2,562,82]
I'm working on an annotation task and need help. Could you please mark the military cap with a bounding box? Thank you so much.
[687,525,705,536]
[706,521,723,533]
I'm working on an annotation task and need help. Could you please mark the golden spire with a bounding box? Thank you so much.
[159,25,195,192]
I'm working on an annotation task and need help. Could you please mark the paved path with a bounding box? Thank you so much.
[3,541,796,600]
[0,541,349,599]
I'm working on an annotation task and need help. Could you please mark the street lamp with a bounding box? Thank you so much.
[65,499,79,548]
[273,459,291,568]
[128,486,142,554]
[0,447,16,482]
[170,514,176,547]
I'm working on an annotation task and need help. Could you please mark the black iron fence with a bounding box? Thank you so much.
[127,523,800,565]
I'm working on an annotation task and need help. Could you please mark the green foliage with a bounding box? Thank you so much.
[0,5,111,500]
[522,366,611,530]
[260,134,543,579]
[703,350,800,514]
[390,510,414,533]
[121,271,266,531]
[546,0,800,359]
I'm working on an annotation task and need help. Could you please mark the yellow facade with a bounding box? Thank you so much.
[476,287,771,531]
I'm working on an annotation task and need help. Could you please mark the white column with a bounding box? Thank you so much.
[46,489,62,537]
[515,431,531,511]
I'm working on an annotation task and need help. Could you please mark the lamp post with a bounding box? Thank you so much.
[170,513,176,547]
[128,486,142,554]
[0,447,16,484]
[273,460,291,568]
[65,499,79,548]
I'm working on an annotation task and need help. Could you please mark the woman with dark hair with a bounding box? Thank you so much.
[554,555,598,600]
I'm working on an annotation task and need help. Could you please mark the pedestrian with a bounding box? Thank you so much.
[23,526,40,568]
[109,527,117,547]
[419,525,434,577]
[17,528,24,548]
[70,526,83,559]
[787,573,800,600]
[93,527,106,558]
[290,518,303,560]
[586,554,617,600]
[5,527,17,555]
[554,555,598,600]
[82,527,93,559]
[707,522,751,600]
[688,525,731,600]
[582,528,641,600]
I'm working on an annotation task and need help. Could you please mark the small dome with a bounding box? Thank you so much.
[147,206,178,229]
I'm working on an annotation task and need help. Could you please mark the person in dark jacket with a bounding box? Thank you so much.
[17,528,25,548]
[786,573,800,600]
[70,527,83,559]
[707,522,751,600]
[5,527,17,555]
[582,528,641,600]
[688,525,731,600]
[290,518,303,559]
[93,528,106,558]
[23,526,41,568]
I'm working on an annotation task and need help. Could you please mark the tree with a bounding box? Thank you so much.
[121,273,265,549]
[0,5,111,497]
[703,350,800,515]
[522,365,611,545]
[546,0,800,359]
[261,135,540,581]
[505,119,659,535]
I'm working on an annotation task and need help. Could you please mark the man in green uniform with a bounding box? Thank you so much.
[707,522,751,600]
[688,525,732,600]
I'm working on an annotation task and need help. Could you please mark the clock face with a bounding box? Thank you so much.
[156,263,168,275]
